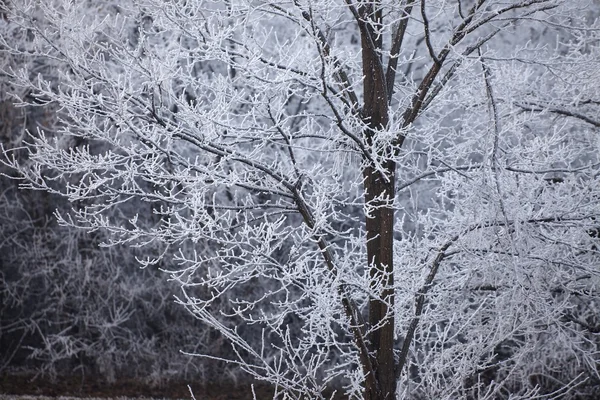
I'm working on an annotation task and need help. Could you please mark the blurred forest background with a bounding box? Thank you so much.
[0,99,231,386]
[0,11,233,391]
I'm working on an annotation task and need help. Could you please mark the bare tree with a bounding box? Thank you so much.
[2,0,600,398]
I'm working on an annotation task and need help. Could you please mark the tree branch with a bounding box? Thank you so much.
[291,180,379,397]
[296,1,360,112]
[421,0,440,65]
[517,102,600,128]
[385,0,416,102]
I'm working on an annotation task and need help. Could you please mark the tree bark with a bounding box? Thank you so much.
[363,163,396,400]
[357,3,396,399]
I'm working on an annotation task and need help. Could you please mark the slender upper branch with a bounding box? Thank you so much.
[385,0,416,102]
[295,1,360,112]
[517,102,600,128]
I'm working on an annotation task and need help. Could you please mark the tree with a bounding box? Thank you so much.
[2,0,600,398]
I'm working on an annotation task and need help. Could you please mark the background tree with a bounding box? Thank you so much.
[2,0,600,399]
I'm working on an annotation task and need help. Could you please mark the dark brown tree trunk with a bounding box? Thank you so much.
[363,163,396,400]
[358,4,397,400]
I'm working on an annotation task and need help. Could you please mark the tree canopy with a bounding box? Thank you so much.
[2,0,600,398]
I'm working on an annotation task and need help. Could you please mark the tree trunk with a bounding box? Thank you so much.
[358,4,397,399]
[363,163,396,400]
